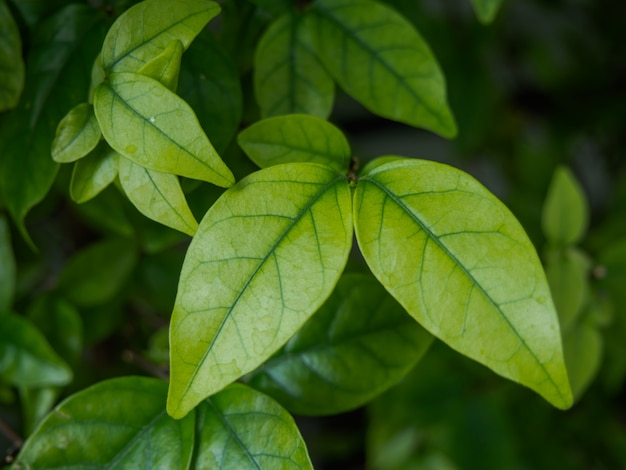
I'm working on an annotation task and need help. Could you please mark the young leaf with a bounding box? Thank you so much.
[94,72,235,187]
[15,376,195,469]
[168,163,353,418]
[255,13,334,119]
[100,0,220,73]
[542,166,589,246]
[308,0,457,138]
[0,313,72,388]
[137,40,184,91]
[470,0,504,24]
[238,114,350,171]
[195,383,313,469]
[0,214,15,312]
[563,318,602,400]
[70,142,120,203]
[248,273,434,415]
[0,0,25,111]
[51,103,101,163]
[118,157,199,236]
[354,158,573,409]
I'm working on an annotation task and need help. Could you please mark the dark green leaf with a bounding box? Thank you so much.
[51,103,101,163]
[470,0,504,24]
[70,141,120,204]
[0,0,24,111]
[249,0,293,16]
[0,213,15,312]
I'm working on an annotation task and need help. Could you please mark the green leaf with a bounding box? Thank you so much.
[542,166,589,246]
[15,376,195,469]
[100,0,221,73]
[0,0,24,111]
[19,387,58,436]
[307,0,457,138]
[470,0,504,24]
[94,72,235,187]
[51,103,101,163]
[354,158,572,409]
[563,318,602,400]
[118,156,199,236]
[0,214,15,312]
[255,13,334,119]
[137,40,184,91]
[73,186,134,238]
[248,273,434,415]
[249,0,293,16]
[0,313,72,388]
[195,383,313,469]
[168,163,353,418]
[238,114,350,171]
[70,142,120,203]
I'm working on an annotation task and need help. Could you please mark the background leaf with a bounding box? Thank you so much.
[70,142,120,203]
[0,0,24,111]
[0,214,15,312]
[168,163,353,418]
[51,103,101,163]
[354,158,572,409]
[563,318,603,400]
[470,0,504,24]
[247,272,434,415]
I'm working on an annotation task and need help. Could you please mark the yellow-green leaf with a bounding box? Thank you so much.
[470,0,504,24]
[137,40,184,91]
[51,103,101,163]
[70,142,119,203]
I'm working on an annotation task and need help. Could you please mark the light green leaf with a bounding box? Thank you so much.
[168,163,353,418]
[563,318,602,400]
[15,376,195,469]
[308,0,457,138]
[248,273,434,415]
[195,383,313,469]
[255,13,334,119]
[470,0,504,24]
[0,313,72,388]
[70,142,120,203]
[118,157,198,236]
[542,166,589,246]
[0,214,15,312]
[100,0,220,73]
[94,72,234,187]
[354,158,572,409]
[137,40,184,91]
[51,103,101,163]
[238,114,350,171]
[0,0,24,111]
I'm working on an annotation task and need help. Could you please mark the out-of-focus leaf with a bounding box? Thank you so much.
[194,383,313,469]
[238,114,350,171]
[308,0,456,138]
[563,318,602,400]
[248,273,434,415]
[51,103,101,163]
[168,163,352,418]
[15,376,195,469]
[72,186,134,237]
[255,13,334,119]
[0,214,15,312]
[354,157,572,409]
[8,0,68,27]
[137,40,184,91]
[470,0,504,24]
[0,313,72,388]
[19,387,58,436]
[0,0,24,111]
[70,142,120,203]
[249,0,292,15]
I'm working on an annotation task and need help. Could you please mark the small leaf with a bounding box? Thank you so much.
[94,72,235,187]
[70,142,120,203]
[354,158,572,409]
[51,103,101,163]
[542,166,589,246]
[15,376,195,469]
[195,383,313,469]
[0,0,25,111]
[0,214,16,312]
[168,163,353,418]
[255,13,334,119]
[137,40,184,91]
[308,0,457,138]
[470,0,504,24]
[100,0,220,73]
[0,313,72,388]
[248,273,434,415]
[563,318,602,400]
[118,157,199,236]
[238,114,350,171]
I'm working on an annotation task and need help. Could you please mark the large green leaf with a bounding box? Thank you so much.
[0,313,72,388]
[307,0,456,138]
[248,273,434,415]
[255,13,334,119]
[51,103,101,163]
[0,214,15,312]
[100,0,220,73]
[70,142,120,203]
[94,72,235,187]
[0,0,24,111]
[15,376,195,469]
[118,156,199,236]
[238,114,350,171]
[195,383,313,469]
[354,158,572,409]
[168,163,353,418]
[470,0,504,24]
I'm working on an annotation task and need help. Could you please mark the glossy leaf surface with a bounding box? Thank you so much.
[168,163,353,418]
[101,0,220,73]
[94,72,234,187]
[308,0,456,137]
[0,0,24,111]
[51,103,101,163]
[470,0,504,24]
[0,214,15,312]
[70,142,119,203]
[238,114,350,171]
[195,383,313,469]
[15,376,195,469]
[354,158,572,409]
[255,13,334,119]
[118,157,199,236]
[248,273,434,415]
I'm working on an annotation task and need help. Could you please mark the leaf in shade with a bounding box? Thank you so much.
[70,142,120,204]
[470,0,504,24]
[51,103,101,163]
[0,214,15,312]
[0,0,24,111]
[168,163,352,418]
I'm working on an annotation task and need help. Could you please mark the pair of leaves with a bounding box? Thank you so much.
[168,114,572,419]
[15,377,313,469]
